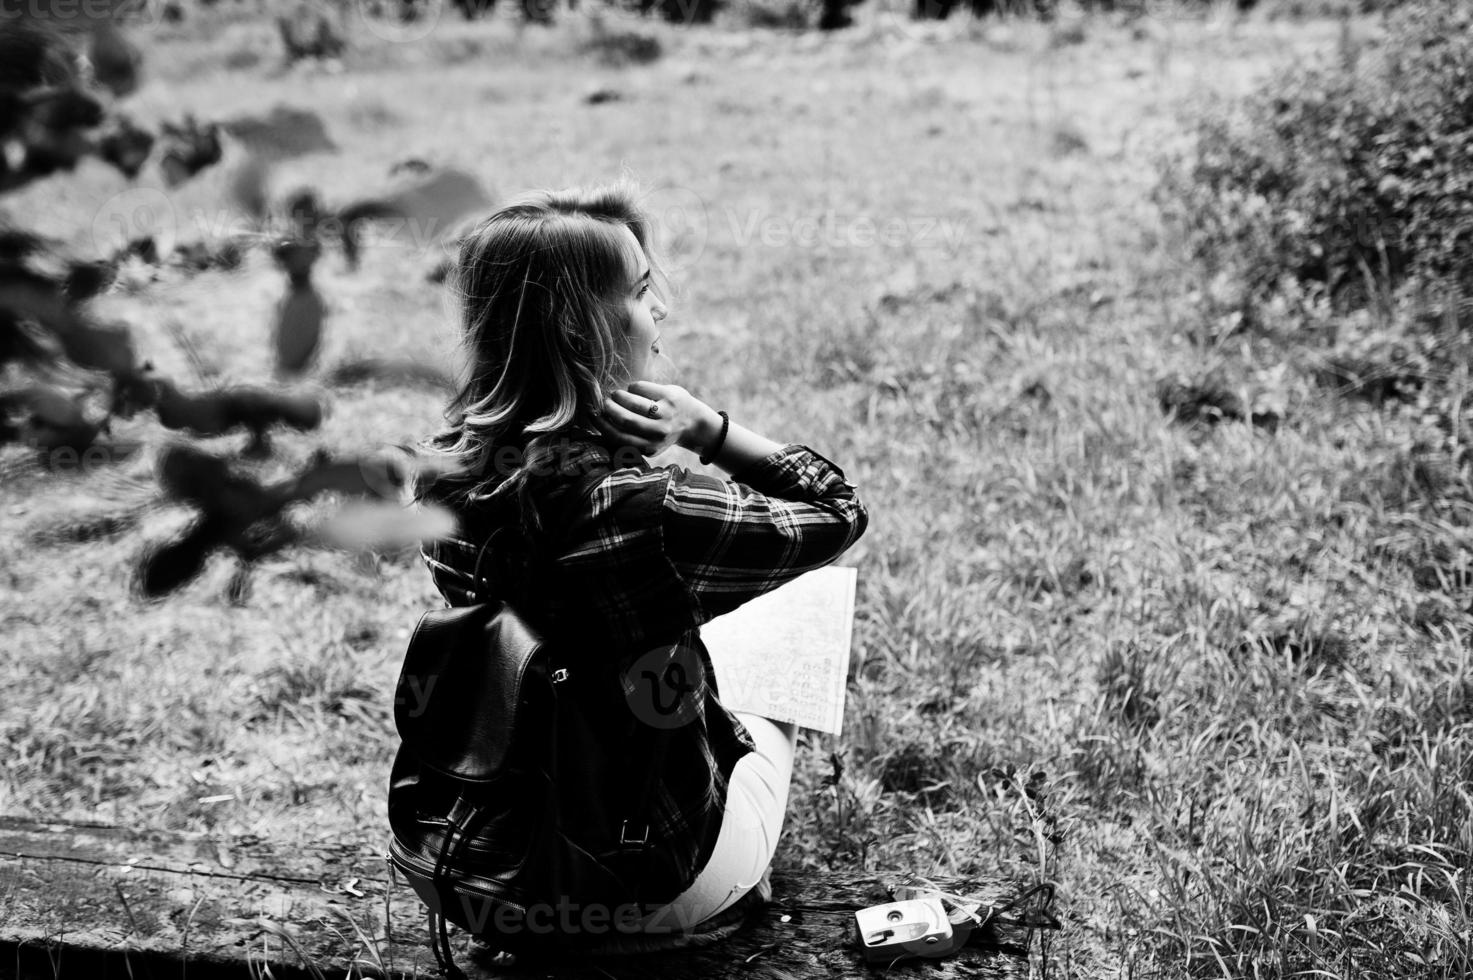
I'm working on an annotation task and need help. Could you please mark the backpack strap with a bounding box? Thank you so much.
[541,644,677,904]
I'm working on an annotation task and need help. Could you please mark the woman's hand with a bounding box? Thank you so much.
[592,380,718,458]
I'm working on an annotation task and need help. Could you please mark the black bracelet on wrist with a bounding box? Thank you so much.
[699,410,730,466]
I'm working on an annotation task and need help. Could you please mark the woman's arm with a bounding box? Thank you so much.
[594,377,869,623]
[657,441,869,625]
[596,379,786,471]
[679,403,784,476]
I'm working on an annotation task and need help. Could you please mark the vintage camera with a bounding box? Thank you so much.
[853,895,966,964]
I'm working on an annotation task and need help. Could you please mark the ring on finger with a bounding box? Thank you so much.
[647,400,660,418]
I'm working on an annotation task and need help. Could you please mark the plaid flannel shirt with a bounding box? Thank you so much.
[417,432,869,899]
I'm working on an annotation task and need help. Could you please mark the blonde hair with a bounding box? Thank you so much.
[416,179,668,543]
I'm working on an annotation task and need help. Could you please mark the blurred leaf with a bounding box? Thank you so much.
[310,500,456,552]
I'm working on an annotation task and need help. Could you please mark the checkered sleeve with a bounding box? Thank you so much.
[659,443,869,624]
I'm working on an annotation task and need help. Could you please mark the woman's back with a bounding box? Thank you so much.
[393,180,869,963]
[419,432,868,651]
[414,428,867,903]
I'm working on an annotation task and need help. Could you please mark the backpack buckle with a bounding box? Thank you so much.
[550,668,569,684]
[619,821,649,846]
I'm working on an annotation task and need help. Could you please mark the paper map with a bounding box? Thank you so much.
[700,566,858,736]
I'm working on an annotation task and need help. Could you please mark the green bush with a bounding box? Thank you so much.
[1160,0,1473,518]
[1262,0,1427,16]
[1160,0,1473,308]
[735,0,810,29]
[580,26,662,66]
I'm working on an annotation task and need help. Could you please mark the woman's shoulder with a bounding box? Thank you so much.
[542,437,674,526]
[415,433,703,538]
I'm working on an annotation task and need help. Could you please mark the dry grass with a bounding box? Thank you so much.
[3,4,1469,978]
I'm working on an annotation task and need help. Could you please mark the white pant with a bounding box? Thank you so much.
[636,712,799,933]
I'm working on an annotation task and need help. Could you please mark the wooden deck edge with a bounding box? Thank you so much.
[0,814,1039,980]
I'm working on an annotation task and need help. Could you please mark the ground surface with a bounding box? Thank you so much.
[6,5,1465,977]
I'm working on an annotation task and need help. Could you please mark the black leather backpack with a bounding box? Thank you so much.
[386,467,701,973]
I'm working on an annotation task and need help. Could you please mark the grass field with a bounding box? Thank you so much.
[4,4,1470,976]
